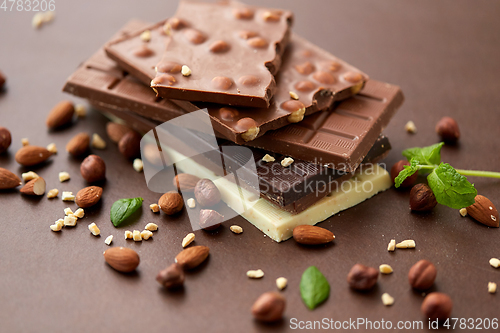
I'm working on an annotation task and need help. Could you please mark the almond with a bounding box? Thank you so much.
[118,131,142,159]
[75,186,103,208]
[158,191,184,215]
[251,292,286,322]
[0,167,21,189]
[106,122,133,143]
[292,225,335,245]
[175,245,209,269]
[173,173,201,192]
[0,127,12,154]
[15,146,52,166]
[467,195,499,228]
[103,247,140,273]
[20,177,46,195]
[46,100,75,129]
[66,132,90,156]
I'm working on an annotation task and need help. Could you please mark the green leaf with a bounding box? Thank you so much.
[402,142,444,166]
[394,158,419,188]
[110,197,144,227]
[300,266,330,310]
[427,163,477,209]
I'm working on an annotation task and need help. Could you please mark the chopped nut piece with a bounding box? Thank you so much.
[276,277,288,290]
[230,225,243,234]
[241,126,260,141]
[133,159,143,172]
[124,230,133,239]
[62,191,75,201]
[42,11,55,23]
[187,198,196,209]
[141,230,153,240]
[281,157,294,167]
[262,154,275,163]
[387,239,396,252]
[21,138,29,146]
[47,188,59,199]
[381,293,394,306]
[489,258,500,268]
[488,282,497,294]
[47,143,58,154]
[289,91,299,100]
[59,171,70,182]
[50,222,62,232]
[163,22,172,36]
[75,104,87,118]
[32,12,44,28]
[63,215,77,227]
[64,207,73,216]
[150,203,160,213]
[104,235,113,246]
[247,269,264,279]
[396,240,416,249]
[22,171,39,182]
[91,133,106,149]
[133,230,142,241]
[459,208,467,217]
[145,223,158,231]
[182,233,195,248]
[73,208,85,218]
[140,30,151,42]
[379,264,393,274]
[181,65,192,77]
[404,121,417,134]
[88,223,100,236]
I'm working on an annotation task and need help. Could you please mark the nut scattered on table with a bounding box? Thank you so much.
[276,277,288,290]
[15,145,52,166]
[88,223,100,236]
[262,154,275,163]
[124,231,133,239]
[292,225,335,245]
[247,269,264,279]
[118,131,141,159]
[489,258,500,268]
[488,282,497,294]
[104,235,113,246]
[133,159,143,172]
[466,195,499,228]
[158,191,184,215]
[251,292,286,323]
[387,239,396,252]
[74,208,85,218]
[396,240,415,249]
[21,138,29,146]
[46,143,58,154]
[80,155,106,183]
[459,208,467,217]
[379,264,393,274]
[156,263,185,289]
[410,184,437,212]
[75,186,103,208]
[132,230,142,241]
[64,215,77,227]
[0,127,12,154]
[75,104,87,118]
[62,191,75,201]
[66,132,90,156]
[421,292,453,321]
[46,100,75,129]
[20,177,46,196]
[0,167,21,189]
[22,171,39,182]
[91,133,106,149]
[381,293,394,306]
[145,223,158,231]
[408,259,437,290]
[106,122,132,143]
[47,188,59,199]
[175,245,210,269]
[140,230,153,240]
[64,207,73,216]
[436,116,460,143]
[150,203,160,213]
[50,219,64,232]
[59,171,70,182]
[182,233,195,248]
[103,247,140,273]
[230,225,243,234]
[404,120,417,134]
[347,264,378,291]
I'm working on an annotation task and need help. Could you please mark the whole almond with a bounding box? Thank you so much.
[175,245,209,269]
[46,100,75,129]
[20,177,46,195]
[0,167,21,189]
[15,146,52,166]
[173,173,201,192]
[156,263,185,289]
[75,186,103,208]
[80,155,106,183]
[292,225,335,245]
[103,247,140,272]
[467,195,499,227]
[158,191,184,215]
[251,292,286,322]
[408,259,437,290]
[106,122,133,143]
[118,131,141,159]
[66,132,90,156]
[0,127,12,154]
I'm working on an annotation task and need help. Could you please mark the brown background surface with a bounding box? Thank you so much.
[1,1,500,332]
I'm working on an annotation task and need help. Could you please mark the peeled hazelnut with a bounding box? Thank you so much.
[199,209,223,231]
[80,154,106,183]
[436,117,460,143]
[391,160,417,188]
[158,191,184,215]
[347,264,378,291]
[410,184,437,212]
[421,292,453,321]
[194,179,221,207]
[251,292,286,322]
[118,131,141,159]
[156,263,185,289]
[408,259,437,290]
[0,127,12,154]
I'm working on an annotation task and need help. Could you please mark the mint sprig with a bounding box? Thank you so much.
[300,266,330,310]
[395,143,500,209]
[110,197,143,227]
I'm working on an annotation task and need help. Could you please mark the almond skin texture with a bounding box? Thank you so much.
[156,263,185,289]
[408,259,437,290]
[292,225,335,245]
[80,155,106,183]
[391,160,417,188]
[103,247,140,273]
[75,186,103,208]
[0,167,21,189]
[175,245,209,269]
[421,292,453,321]
[20,177,46,195]
[467,195,499,227]
[66,132,90,156]
[410,184,437,212]
[15,146,52,166]
[347,264,379,291]
[158,191,184,215]
[0,127,12,154]
[194,179,221,207]
[252,292,286,322]
[106,122,133,143]
[118,131,141,159]
[173,173,201,192]
[46,100,75,129]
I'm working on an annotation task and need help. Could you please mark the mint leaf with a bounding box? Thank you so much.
[395,158,419,188]
[427,163,477,209]
[402,142,444,166]
[110,197,144,227]
[300,266,330,310]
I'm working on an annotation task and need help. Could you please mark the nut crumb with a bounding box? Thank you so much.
[91,133,106,149]
[32,12,44,28]
[62,191,75,202]
[50,219,64,231]
[59,171,70,182]
[47,143,58,154]
[289,91,299,100]
[181,65,192,77]
[230,225,243,234]
[47,188,59,199]
[396,240,415,249]
[163,22,172,36]
[276,277,287,290]
[281,157,294,167]
[187,198,196,209]
[141,230,153,240]
[387,239,396,252]
[140,30,151,42]
[488,282,497,294]
[133,230,142,241]
[182,233,195,248]
[74,208,84,218]
[247,269,264,279]
[124,230,133,239]
[133,159,143,172]
[145,223,158,231]
[104,235,113,245]
[459,208,467,217]
[22,171,39,182]
[404,121,417,134]
[381,293,394,306]
[63,215,77,227]
[75,104,87,118]
[489,258,500,268]
[150,203,160,213]
[21,138,29,146]
[379,264,393,274]
[88,223,100,236]
[262,154,275,163]
[42,11,55,23]
[64,207,73,216]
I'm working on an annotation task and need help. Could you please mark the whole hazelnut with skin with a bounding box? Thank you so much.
[421,292,453,321]
[194,179,221,207]
[391,160,418,188]
[408,259,437,290]
[347,264,379,291]
[80,155,106,183]
[436,117,460,143]
[156,263,185,289]
[410,184,437,212]
[0,127,12,154]
[118,131,141,159]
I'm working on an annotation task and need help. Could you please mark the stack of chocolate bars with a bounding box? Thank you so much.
[63,0,404,242]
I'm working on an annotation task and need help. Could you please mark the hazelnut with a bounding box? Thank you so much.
[347,264,378,291]
[156,263,185,289]
[408,259,437,290]
[0,70,6,90]
[199,209,223,231]
[436,117,460,143]
[158,191,183,215]
[391,160,418,188]
[410,184,437,212]
[118,131,141,159]
[0,127,12,154]
[421,292,453,321]
[251,292,286,322]
[80,155,106,183]
[194,179,221,207]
